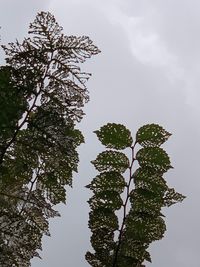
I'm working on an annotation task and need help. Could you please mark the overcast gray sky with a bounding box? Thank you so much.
[1,1,200,266]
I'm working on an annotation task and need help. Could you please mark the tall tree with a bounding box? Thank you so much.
[0,11,100,266]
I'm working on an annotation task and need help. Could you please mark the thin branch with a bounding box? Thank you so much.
[112,142,137,267]
[0,91,40,164]
[19,168,40,216]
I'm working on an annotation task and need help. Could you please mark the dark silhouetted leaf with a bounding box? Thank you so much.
[164,188,186,207]
[136,147,172,173]
[88,191,123,210]
[90,228,115,251]
[130,189,163,216]
[134,168,167,196]
[136,124,171,147]
[86,171,126,194]
[119,236,149,264]
[94,123,133,150]
[89,208,118,231]
[125,211,166,243]
[91,151,129,173]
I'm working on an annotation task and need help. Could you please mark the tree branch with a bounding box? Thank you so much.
[112,142,137,267]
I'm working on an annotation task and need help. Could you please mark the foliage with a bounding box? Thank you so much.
[0,11,100,266]
[86,123,185,267]
[0,11,185,267]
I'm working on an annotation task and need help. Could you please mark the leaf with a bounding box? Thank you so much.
[134,168,167,196]
[129,189,163,216]
[136,147,172,173]
[85,251,113,267]
[91,151,129,173]
[94,123,133,150]
[23,206,50,236]
[125,211,166,243]
[136,124,171,147]
[119,236,148,263]
[114,254,139,267]
[85,252,101,267]
[90,229,115,251]
[144,250,152,263]
[89,208,118,231]
[164,188,186,207]
[86,171,126,194]
[65,128,85,147]
[88,191,123,210]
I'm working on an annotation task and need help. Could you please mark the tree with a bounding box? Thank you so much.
[0,11,185,267]
[0,11,100,266]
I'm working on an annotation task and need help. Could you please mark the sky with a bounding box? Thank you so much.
[0,0,200,266]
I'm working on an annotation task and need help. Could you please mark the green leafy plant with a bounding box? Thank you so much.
[86,123,185,267]
[0,11,100,266]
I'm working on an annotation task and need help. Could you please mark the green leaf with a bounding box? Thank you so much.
[129,189,163,216]
[136,147,172,173]
[85,252,101,267]
[65,128,85,147]
[94,123,133,149]
[134,168,167,196]
[136,124,171,147]
[86,171,126,194]
[114,254,139,267]
[90,229,115,251]
[144,250,152,263]
[86,251,113,267]
[91,151,129,173]
[119,237,148,263]
[89,208,118,231]
[88,191,123,210]
[125,211,166,243]
[164,188,186,207]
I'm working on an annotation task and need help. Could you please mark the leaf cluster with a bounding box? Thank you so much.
[86,123,185,267]
[0,11,100,266]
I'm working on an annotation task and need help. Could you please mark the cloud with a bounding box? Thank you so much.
[93,1,185,87]
[95,1,200,113]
